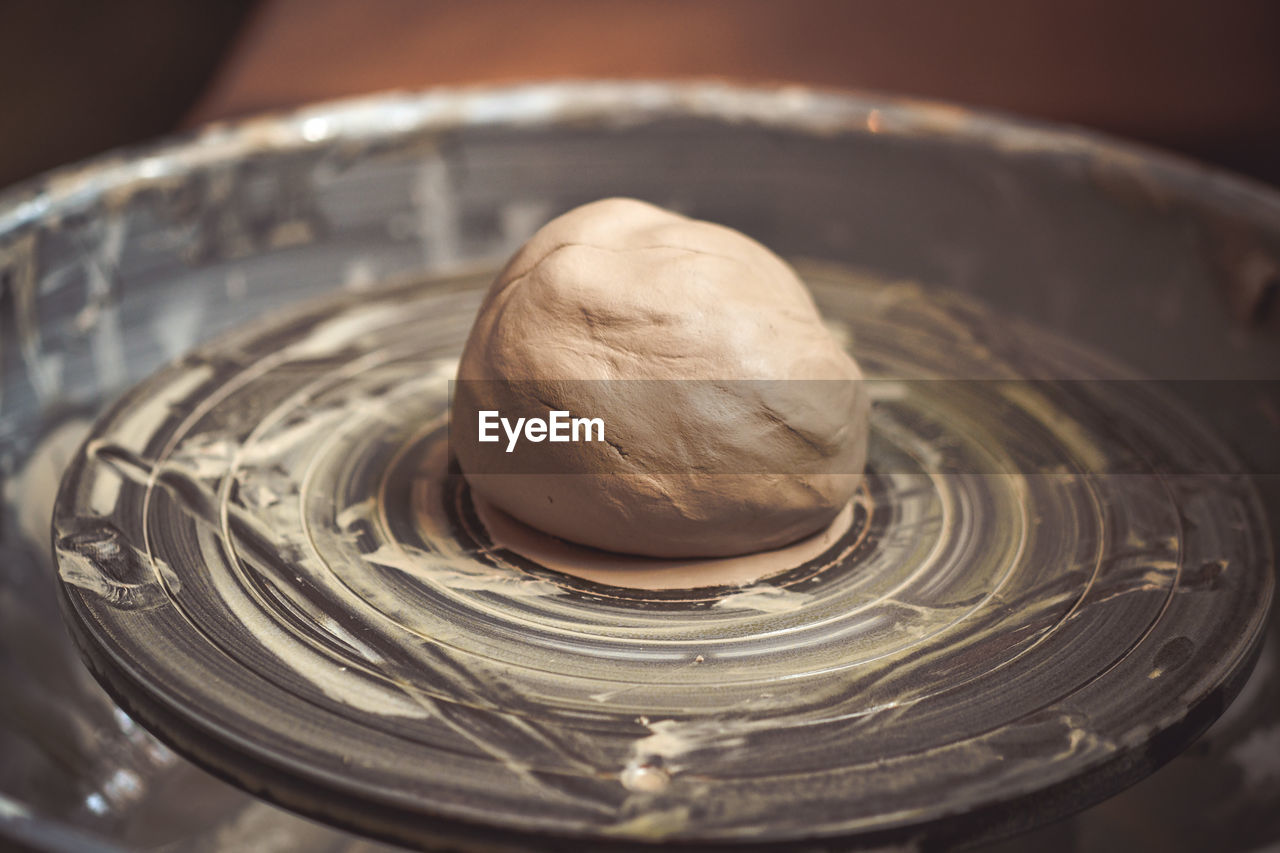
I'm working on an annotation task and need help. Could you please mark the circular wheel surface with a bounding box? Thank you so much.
[55,263,1273,850]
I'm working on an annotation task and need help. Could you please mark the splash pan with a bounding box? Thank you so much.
[2,83,1277,850]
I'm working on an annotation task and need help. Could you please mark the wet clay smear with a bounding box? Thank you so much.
[53,262,1272,848]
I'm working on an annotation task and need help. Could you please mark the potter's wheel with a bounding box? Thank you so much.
[53,258,1273,850]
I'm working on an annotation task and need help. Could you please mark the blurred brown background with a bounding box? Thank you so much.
[2,0,1279,190]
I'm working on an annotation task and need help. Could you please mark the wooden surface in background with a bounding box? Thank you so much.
[1,2,1277,188]
[189,0,1280,183]
[0,0,252,188]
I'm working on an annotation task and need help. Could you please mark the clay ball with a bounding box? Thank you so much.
[454,198,868,558]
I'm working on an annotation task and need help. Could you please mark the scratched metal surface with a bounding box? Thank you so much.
[2,83,1279,850]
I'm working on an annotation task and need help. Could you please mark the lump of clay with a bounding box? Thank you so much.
[454,198,868,558]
